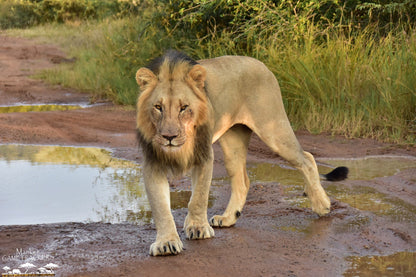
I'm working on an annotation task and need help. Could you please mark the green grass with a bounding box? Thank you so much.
[264,28,416,142]
[8,19,145,104]
[0,0,141,29]
[4,3,415,144]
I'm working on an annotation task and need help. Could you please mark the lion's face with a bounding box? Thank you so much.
[147,80,202,153]
[136,62,210,167]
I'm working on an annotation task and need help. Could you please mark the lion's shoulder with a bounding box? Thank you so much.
[199,55,272,85]
[199,55,266,68]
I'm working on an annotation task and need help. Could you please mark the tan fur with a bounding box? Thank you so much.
[136,54,331,256]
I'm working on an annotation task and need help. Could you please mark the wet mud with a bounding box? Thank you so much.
[0,35,415,277]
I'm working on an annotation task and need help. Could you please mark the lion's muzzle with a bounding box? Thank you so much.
[162,135,177,145]
[155,133,186,150]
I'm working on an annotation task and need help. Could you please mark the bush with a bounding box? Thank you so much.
[6,0,416,143]
[151,0,416,53]
[0,0,141,29]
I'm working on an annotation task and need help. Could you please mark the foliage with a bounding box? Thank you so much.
[272,28,416,142]
[3,0,415,143]
[152,0,416,53]
[0,0,141,29]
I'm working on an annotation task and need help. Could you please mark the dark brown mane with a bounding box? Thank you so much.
[137,123,212,175]
[145,50,198,75]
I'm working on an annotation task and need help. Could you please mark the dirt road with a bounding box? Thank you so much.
[0,35,415,277]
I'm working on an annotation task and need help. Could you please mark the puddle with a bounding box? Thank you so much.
[0,104,86,113]
[248,155,416,185]
[0,144,206,225]
[344,252,416,277]
[247,155,416,220]
[325,184,416,222]
[250,157,416,276]
[170,190,215,210]
[318,156,416,180]
[247,162,335,208]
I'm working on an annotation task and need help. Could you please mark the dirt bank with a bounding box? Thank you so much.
[0,35,415,277]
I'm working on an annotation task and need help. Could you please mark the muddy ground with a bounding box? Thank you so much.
[0,35,415,277]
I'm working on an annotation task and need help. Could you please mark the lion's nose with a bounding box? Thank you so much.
[163,135,177,143]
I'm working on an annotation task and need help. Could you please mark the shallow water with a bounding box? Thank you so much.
[344,252,416,277]
[325,184,416,222]
[0,104,84,113]
[0,145,203,225]
[248,157,416,276]
[1,145,415,226]
[248,155,416,184]
[247,156,416,218]
[319,156,416,180]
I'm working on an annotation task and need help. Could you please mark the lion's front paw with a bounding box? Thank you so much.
[149,235,183,256]
[210,210,241,227]
[184,217,215,240]
[185,224,215,240]
[310,193,331,216]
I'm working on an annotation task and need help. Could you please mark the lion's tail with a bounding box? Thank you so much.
[320,166,349,181]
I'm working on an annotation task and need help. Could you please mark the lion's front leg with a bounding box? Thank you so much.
[184,154,215,240]
[144,165,183,256]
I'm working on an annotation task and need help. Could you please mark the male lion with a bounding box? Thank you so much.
[135,50,347,256]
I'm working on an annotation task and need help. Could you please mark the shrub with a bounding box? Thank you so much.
[0,0,141,29]
[6,0,415,142]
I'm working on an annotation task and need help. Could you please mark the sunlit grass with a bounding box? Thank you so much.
[193,25,416,143]
[5,14,415,143]
[7,19,142,104]
[268,28,416,143]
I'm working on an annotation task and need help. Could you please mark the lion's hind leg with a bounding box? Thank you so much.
[253,121,331,216]
[297,151,331,215]
[210,125,252,227]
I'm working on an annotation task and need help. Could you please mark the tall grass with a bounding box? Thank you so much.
[0,0,140,29]
[4,1,415,143]
[268,28,416,142]
[189,24,416,143]
[40,20,142,104]
[20,19,152,104]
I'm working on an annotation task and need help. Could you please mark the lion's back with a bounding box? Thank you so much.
[199,55,271,82]
[199,55,282,118]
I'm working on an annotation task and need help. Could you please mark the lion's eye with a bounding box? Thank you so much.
[154,105,162,112]
[180,105,188,112]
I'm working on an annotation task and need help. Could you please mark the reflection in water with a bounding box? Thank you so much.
[0,104,83,113]
[344,252,416,277]
[170,190,215,210]
[247,157,416,219]
[0,145,206,225]
[325,184,416,222]
[0,145,148,225]
[249,155,416,185]
[247,162,335,209]
[248,157,416,277]
[319,156,416,180]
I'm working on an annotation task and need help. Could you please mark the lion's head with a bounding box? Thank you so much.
[135,51,212,174]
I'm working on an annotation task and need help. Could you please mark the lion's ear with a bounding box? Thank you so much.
[136,68,157,90]
[188,64,206,90]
